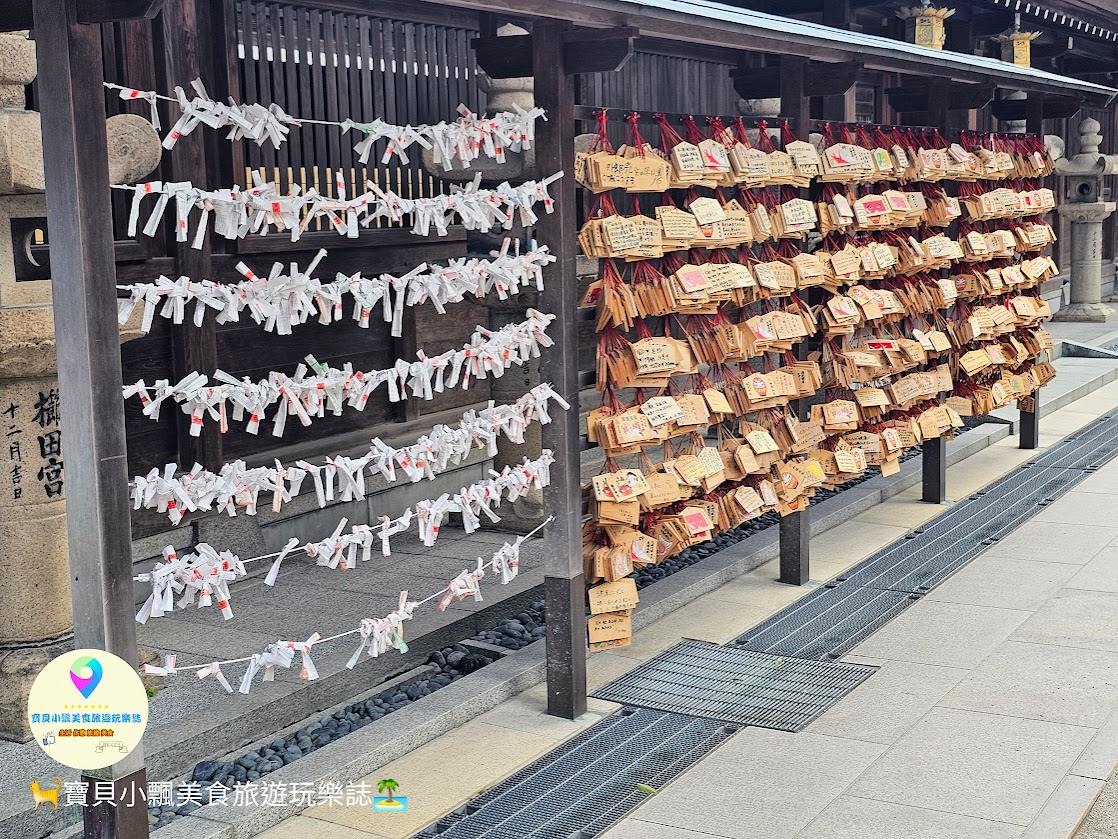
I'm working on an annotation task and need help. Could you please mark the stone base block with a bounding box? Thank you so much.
[0,33,36,88]
[0,634,72,741]
[0,110,43,194]
[1052,302,1117,323]
[490,488,545,534]
[420,145,533,185]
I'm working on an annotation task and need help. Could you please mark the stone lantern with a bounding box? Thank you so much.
[1052,118,1118,323]
[0,30,159,740]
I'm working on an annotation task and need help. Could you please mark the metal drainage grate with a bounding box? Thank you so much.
[837,466,1074,593]
[732,585,917,659]
[415,707,734,839]
[1034,412,1118,470]
[591,639,875,730]
[735,410,1118,661]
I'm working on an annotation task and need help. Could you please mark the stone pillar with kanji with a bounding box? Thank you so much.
[0,28,71,742]
[0,30,158,740]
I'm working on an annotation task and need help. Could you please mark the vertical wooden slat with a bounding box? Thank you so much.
[435,24,449,120]
[281,5,302,180]
[449,26,466,120]
[308,8,327,224]
[333,12,351,178]
[296,5,318,196]
[320,10,339,178]
[256,4,277,177]
[242,2,261,174]
[155,0,223,472]
[360,14,380,120]
[401,22,419,127]
[267,3,289,192]
[381,18,397,121]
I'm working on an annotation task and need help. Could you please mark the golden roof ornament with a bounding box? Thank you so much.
[897,0,955,50]
[992,22,1041,67]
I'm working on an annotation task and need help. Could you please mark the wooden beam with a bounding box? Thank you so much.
[563,25,637,74]
[990,93,1084,122]
[154,0,223,472]
[886,80,996,112]
[472,26,637,78]
[78,0,163,22]
[33,0,148,836]
[0,3,33,29]
[732,59,861,100]
[434,0,1117,101]
[1,0,162,32]
[532,18,587,720]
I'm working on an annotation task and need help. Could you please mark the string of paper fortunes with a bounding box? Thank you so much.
[130,383,568,524]
[139,518,551,695]
[105,79,546,168]
[116,239,554,338]
[574,114,1058,651]
[133,452,554,621]
[117,83,564,694]
[122,310,556,436]
[113,168,563,247]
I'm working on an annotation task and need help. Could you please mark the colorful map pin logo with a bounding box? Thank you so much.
[69,656,103,699]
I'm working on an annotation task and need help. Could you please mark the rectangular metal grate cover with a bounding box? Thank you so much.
[416,706,735,839]
[732,585,917,659]
[591,639,876,730]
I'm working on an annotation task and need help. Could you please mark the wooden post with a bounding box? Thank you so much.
[821,0,854,122]
[533,19,587,720]
[33,0,148,836]
[922,437,947,503]
[778,57,811,586]
[154,0,223,471]
[1020,93,1045,450]
[779,56,810,141]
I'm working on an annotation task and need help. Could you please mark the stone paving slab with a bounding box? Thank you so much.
[975,520,1118,566]
[924,555,1081,611]
[941,640,1118,727]
[796,796,1022,839]
[805,660,969,746]
[1011,588,1118,652]
[851,600,1033,669]
[844,706,1096,826]
[610,728,887,839]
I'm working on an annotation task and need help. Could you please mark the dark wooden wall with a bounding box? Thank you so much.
[88,0,493,493]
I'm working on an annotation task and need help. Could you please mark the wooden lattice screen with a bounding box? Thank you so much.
[236,1,487,231]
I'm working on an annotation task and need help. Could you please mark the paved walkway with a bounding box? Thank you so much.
[602,458,1118,839]
[253,377,1118,839]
